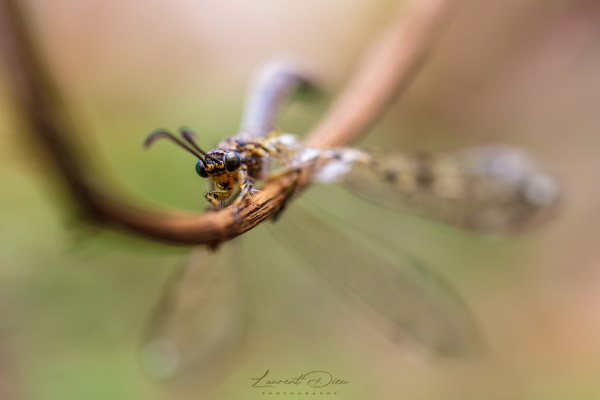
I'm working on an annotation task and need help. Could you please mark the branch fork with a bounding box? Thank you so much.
[0,0,458,245]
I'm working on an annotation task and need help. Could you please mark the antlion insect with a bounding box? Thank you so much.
[144,123,559,234]
[140,61,561,380]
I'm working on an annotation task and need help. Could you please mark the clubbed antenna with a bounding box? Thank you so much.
[144,129,207,166]
[179,128,219,163]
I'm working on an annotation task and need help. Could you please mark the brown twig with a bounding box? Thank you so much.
[0,0,458,246]
[306,0,458,147]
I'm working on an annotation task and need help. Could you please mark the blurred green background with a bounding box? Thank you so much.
[1,0,600,399]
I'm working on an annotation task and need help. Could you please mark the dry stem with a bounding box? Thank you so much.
[0,0,458,245]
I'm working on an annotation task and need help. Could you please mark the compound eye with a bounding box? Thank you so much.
[225,152,241,172]
[195,160,209,178]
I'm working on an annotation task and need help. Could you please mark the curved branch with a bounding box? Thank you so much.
[0,0,459,245]
[306,0,459,147]
[239,58,320,138]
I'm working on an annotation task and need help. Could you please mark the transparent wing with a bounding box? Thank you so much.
[139,241,248,382]
[269,204,480,357]
[315,146,561,233]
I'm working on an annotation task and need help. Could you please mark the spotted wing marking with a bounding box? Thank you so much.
[313,146,560,233]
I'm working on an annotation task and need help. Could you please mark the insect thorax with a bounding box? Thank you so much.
[217,137,271,180]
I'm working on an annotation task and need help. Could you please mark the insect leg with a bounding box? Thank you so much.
[205,191,231,209]
[230,165,258,211]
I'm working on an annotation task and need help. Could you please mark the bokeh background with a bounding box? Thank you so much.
[1,0,600,399]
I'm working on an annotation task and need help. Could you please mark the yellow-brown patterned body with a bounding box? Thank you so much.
[145,128,560,232]
[216,138,270,180]
[143,128,286,209]
[198,132,295,208]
